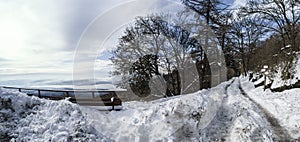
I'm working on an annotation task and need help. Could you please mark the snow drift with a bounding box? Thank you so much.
[0,81,228,141]
[2,78,299,141]
[0,88,109,142]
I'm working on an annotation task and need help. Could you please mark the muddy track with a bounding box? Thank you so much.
[225,79,235,95]
[238,80,295,142]
[199,80,236,141]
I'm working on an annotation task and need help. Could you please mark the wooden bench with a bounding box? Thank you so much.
[1,86,123,110]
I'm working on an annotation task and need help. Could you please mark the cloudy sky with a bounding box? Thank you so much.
[0,0,123,83]
[0,0,241,88]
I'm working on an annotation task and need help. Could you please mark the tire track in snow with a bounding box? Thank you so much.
[199,80,235,141]
[238,80,294,141]
[224,79,275,141]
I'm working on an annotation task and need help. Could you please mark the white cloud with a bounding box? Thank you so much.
[73,0,185,78]
[0,0,125,82]
[0,0,186,86]
[0,0,71,77]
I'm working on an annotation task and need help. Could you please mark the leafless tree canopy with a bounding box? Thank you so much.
[109,0,300,99]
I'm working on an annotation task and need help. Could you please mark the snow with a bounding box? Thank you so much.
[224,80,274,141]
[270,65,299,89]
[241,76,300,139]
[78,79,282,141]
[254,76,264,85]
[271,55,300,89]
[202,79,275,141]
[1,77,300,141]
[0,88,109,142]
[80,81,228,141]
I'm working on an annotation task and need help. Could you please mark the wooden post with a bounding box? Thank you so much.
[38,90,41,97]
[111,97,115,110]
[264,75,266,91]
[65,91,69,97]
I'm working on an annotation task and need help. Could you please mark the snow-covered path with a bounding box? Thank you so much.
[241,77,300,140]
[202,79,275,141]
[198,80,234,141]
[238,80,293,141]
[1,78,300,141]
[82,78,297,141]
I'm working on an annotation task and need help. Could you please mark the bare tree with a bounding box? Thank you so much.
[241,0,300,79]
[111,14,208,98]
[228,15,268,75]
[241,0,300,51]
[182,0,240,80]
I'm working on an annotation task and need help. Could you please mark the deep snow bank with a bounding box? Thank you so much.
[81,81,230,141]
[81,79,279,141]
[0,88,109,142]
[2,78,288,141]
[0,81,229,142]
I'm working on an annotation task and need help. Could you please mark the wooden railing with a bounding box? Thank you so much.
[0,86,123,110]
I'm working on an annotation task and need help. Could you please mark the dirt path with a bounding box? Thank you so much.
[238,80,295,141]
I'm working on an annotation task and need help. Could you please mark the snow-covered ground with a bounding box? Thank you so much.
[271,55,300,89]
[241,76,300,139]
[81,79,279,141]
[1,78,300,141]
[80,81,228,142]
[0,89,109,142]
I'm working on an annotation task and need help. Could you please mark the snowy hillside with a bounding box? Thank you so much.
[2,78,299,141]
[251,55,300,91]
[271,55,300,89]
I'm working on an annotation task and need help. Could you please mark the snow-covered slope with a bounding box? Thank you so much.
[1,78,299,141]
[271,55,300,89]
[0,89,109,142]
[271,57,300,89]
[249,55,300,91]
[80,79,281,141]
